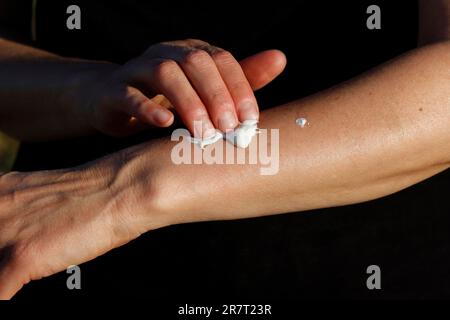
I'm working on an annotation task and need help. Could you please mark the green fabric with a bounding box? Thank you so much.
[0,132,19,172]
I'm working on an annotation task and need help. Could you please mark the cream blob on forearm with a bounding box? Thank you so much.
[224,120,259,148]
[189,120,259,149]
[189,131,224,149]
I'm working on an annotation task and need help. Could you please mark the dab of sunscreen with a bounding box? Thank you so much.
[225,120,259,148]
[296,117,308,128]
[189,120,259,149]
[189,131,223,149]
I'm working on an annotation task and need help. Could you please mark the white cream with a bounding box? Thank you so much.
[296,117,308,128]
[189,120,259,149]
[225,120,259,148]
[189,131,223,149]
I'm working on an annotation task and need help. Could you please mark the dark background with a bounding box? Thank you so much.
[5,0,450,300]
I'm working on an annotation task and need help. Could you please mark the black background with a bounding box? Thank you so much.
[6,0,450,300]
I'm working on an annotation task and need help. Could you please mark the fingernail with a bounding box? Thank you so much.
[193,119,216,139]
[218,111,238,132]
[153,108,172,124]
[204,127,217,139]
[238,101,259,121]
[203,119,217,138]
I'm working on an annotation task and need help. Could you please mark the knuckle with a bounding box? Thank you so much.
[182,49,211,67]
[153,59,179,80]
[145,42,167,55]
[122,85,137,100]
[185,38,209,46]
[211,50,235,65]
[122,86,143,106]
[229,80,251,92]
[187,106,209,119]
[210,93,234,111]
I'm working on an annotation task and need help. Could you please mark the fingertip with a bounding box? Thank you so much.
[217,110,239,133]
[258,49,287,79]
[150,108,174,127]
[237,100,259,123]
[192,118,217,139]
[0,268,21,300]
[240,49,287,91]
[268,49,287,71]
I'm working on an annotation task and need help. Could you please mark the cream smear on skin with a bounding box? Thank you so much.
[190,120,259,149]
[296,117,308,128]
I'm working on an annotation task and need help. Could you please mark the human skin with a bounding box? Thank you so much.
[0,39,449,299]
[1,0,449,300]
[0,36,286,139]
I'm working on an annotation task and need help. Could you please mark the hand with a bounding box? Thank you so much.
[0,144,172,299]
[0,42,286,299]
[76,39,286,137]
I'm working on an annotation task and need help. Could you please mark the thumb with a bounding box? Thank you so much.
[0,251,25,300]
[239,49,287,91]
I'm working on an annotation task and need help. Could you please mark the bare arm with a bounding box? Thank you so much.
[0,34,283,141]
[0,37,114,139]
[1,40,449,299]
[1,2,450,299]
[142,41,450,223]
[161,0,450,221]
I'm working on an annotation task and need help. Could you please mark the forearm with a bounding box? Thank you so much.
[128,42,450,225]
[0,37,116,140]
[1,43,448,299]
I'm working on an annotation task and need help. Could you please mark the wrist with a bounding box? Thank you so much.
[113,138,229,227]
[94,146,187,235]
[84,143,179,231]
[61,61,119,136]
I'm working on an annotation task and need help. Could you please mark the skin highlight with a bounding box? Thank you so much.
[0,1,449,299]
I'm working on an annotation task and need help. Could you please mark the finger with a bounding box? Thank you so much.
[177,49,239,132]
[239,49,287,91]
[145,44,240,132]
[122,58,216,138]
[145,39,211,57]
[0,257,24,300]
[209,49,259,122]
[118,86,174,127]
[151,94,173,109]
